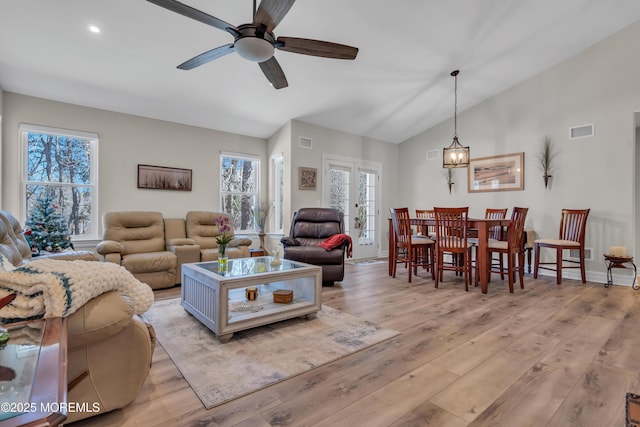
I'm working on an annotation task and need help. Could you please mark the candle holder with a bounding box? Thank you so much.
[245,286,258,301]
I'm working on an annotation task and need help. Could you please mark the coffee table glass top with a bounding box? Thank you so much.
[0,321,45,421]
[195,256,307,278]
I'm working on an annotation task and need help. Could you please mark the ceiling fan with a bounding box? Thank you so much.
[147,0,359,89]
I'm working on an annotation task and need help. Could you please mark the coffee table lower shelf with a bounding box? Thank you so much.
[181,257,322,342]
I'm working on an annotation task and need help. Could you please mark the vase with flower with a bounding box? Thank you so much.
[215,216,234,272]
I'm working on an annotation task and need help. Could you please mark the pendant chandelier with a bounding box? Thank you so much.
[443,69,469,168]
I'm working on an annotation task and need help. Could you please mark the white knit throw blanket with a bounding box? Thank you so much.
[0,255,154,323]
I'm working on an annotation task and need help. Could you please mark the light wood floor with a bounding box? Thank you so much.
[70,262,640,427]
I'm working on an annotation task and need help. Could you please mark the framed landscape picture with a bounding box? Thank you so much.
[468,152,524,193]
[137,164,192,191]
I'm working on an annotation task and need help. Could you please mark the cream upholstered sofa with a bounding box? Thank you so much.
[0,211,154,423]
[97,211,199,289]
[183,211,252,260]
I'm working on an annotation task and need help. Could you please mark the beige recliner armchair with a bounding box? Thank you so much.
[186,211,253,261]
[97,211,182,289]
[0,211,154,423]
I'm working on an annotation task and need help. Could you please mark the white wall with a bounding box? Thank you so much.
[635,120,640,261]
[1,93,402,257]
[0,85,3,210]
[2,93,267,235]
[8,19,638,271]
[398,20,640,282]
[267,121,292,234]
[289,120,399,255]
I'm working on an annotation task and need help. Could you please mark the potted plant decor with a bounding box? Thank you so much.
[215,216,233,271]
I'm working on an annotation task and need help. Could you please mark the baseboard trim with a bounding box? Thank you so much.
[529,268,636,287]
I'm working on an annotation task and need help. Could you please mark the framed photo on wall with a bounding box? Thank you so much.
[137,164,192,191]
[298,167,317,190]
[468,152,524,193]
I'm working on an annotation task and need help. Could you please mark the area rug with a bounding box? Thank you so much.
[346,258,387,266]
[144,298,400,409]
[627,392,640,427]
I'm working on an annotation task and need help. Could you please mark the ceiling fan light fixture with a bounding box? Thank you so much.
[235,37,274,62]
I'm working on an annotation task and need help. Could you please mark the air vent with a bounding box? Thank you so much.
[569,123,594,139]
[569,248,592,261]
[299,137,313,149]
[426,150,439,161]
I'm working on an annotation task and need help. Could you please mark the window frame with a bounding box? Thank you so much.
[271,153,284,234]
[219,151,260,233]
[20,123,99,241]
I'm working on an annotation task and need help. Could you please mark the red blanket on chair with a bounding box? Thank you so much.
[318,234,353,258]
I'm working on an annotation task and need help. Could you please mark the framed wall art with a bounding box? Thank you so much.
[137,164,192,191]
[467,152,524,193]
[298,167,317,190]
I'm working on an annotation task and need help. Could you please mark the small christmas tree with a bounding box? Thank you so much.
[23,192,73,255]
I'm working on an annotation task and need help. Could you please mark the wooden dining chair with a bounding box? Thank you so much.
[481,207,528,293]
[390,208,435,282]
[434,207,473,291]
[534,209,590,284]
[486,208,508,240]
[468,208,508,281]
[415,209,436,238]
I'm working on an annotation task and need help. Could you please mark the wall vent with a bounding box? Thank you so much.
[299,137,313,149]
[569,123,594,139]
[426,149,439,161]
[569,248,592,261]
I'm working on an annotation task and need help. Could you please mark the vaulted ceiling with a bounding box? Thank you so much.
[1,0,640,143]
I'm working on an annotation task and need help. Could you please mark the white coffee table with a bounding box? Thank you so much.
[181,256,322,342]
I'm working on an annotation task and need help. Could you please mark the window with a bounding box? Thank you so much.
[220,152,259,232]
[21,124,98,240]
[271,154,284,233]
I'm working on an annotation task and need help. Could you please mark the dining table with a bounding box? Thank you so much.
[388,217,512,294]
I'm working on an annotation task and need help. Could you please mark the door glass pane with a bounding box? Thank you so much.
[357,170,376,246]
[328,167,350,235]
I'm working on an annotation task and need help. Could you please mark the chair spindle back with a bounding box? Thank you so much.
[559,209,590,243]
[486,208,508,240]
[507,207,528,250]
[415,209,435,236]
[390,207,411,246]
[434,207,469,251]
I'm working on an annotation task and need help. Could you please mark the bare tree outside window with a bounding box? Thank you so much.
[23,127,97,239]
[220,155,259,231]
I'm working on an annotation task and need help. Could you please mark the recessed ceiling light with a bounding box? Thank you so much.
[88,25,101,34]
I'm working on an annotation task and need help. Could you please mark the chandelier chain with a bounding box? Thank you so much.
[453,72,458,137]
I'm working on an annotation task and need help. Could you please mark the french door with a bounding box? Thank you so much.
[323,155,380,259]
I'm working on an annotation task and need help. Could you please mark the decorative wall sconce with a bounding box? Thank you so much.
[443,168,455,193]
[538,136,556,189]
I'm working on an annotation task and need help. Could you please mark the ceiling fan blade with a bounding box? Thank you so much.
[178,44,235,70]
[254,0,295,33]
[277,37,358,60]
[259,57,288,89]
[147,0,236,34]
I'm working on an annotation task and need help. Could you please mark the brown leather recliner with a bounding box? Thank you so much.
[0,211,154,423]
[281,208,348,284]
